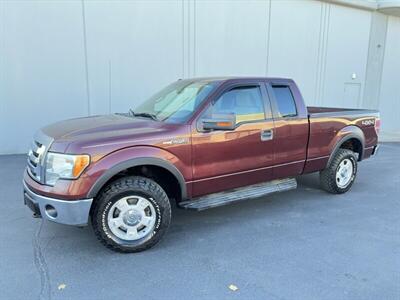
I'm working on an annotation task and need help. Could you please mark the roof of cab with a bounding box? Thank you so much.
[180,76,294,83]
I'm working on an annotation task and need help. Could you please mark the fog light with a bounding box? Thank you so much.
[45,205,57,219]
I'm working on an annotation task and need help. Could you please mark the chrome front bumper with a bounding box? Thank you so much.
[23,181,93,226]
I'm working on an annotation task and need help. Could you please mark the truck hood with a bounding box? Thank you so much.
[42,114,183,155]
[42,114,152,139]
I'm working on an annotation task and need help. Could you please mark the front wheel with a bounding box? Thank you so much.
[91,176,171,253]
[320,149,358,194]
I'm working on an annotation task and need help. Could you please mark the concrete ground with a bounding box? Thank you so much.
[0,144,399,300]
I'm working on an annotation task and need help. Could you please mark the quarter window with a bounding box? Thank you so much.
[271,86,297,117]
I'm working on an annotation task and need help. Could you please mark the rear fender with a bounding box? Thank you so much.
[327,125,365,167]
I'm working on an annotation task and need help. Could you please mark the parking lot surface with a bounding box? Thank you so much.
[0,143,399,300]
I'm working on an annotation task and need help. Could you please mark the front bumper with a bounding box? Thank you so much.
[23,181,93,226]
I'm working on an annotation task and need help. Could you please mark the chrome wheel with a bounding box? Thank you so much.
[107,196,156,241]
[336,158,354,188]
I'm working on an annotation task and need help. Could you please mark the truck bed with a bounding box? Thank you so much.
[304,106,379,174]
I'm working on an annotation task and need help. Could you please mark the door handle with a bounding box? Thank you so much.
[261,129,273,141]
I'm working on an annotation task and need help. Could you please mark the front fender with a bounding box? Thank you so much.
[83,146,189,199]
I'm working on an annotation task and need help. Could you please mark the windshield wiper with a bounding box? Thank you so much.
[131,111,158,121]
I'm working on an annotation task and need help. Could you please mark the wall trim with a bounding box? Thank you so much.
[323,0,400,16]
[322,0,378,11]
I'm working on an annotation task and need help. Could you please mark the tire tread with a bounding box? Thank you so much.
[91,176,171,253]
[320,149,357,194]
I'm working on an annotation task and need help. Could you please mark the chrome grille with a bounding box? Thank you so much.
[26,131,54,184]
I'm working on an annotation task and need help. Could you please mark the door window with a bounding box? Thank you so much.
[206,86,265,125]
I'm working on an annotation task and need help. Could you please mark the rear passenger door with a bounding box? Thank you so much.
[266,81,309,178]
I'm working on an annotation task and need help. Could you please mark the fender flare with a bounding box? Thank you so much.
[87,157,187,200]
[327,127,365,167]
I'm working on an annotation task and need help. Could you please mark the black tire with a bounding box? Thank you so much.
[320,149,358,194]
[91,176,171,253]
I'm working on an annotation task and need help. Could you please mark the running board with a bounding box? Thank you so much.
[179,178,297,211]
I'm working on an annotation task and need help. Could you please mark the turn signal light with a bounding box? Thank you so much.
[216,122,233,127]
[72,155,90,177]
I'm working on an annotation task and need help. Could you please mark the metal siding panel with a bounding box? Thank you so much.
[0,1,5,153]
[268,0,322,106]
[379,16,400,132]
[1,1,87,154]
[0,1,398,154]
[322,4,372,108]
[83,1,183,116]
[194,0,270,76]
[363,12,388,109]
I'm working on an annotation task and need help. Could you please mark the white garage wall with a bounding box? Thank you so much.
[268,0,322,105]
[84,1,184,115]
[0,0,399,154]
[323,4,372,108]
[379,16,400,133]
[0,1,87,154]
[194,0,269,77]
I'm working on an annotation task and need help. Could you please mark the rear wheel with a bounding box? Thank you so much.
[91,176,171,253]
[320,149,358,194]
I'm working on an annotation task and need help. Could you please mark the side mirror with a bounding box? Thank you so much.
[202,113,236,131]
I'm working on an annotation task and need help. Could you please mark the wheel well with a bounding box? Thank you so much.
[98,165,182,206]
[339,138,363,160]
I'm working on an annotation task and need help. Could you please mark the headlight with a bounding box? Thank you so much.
[45,152,90,185]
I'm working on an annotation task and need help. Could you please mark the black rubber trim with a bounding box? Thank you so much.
[87,157,187,200]
[327,129,365,167]
[24,192,41,217]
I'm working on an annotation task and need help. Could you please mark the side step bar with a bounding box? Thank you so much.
[179,178,297,211]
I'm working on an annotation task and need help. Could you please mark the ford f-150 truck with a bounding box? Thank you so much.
[23,77,380,252]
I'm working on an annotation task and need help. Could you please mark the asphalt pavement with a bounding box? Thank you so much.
[0,143,399,300]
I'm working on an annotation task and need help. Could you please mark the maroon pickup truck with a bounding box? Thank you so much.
[23,77,380,252]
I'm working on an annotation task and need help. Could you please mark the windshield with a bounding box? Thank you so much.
[133,80,218,123]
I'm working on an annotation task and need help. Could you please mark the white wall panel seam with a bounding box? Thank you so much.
[377,15,390,106]
[319,3,327,105]
[187,0,195,78]
[108,60,112,114]
[81,0,90,116]
[190,0,195,78]
[0,0,4,144]
[192,0,197,77]
[363,13,374,107]
[181,0,185,79]
[321,3,331,106]
[188,0,191,77]
[375,15,388,109]
[315,2,325,105]
[316,2,330,105]
[265,0,272,76]
[183,0,188,78]
[357,12,374,108]
[0,1,4,110]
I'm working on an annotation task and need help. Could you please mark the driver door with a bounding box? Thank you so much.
[191,82,275,197]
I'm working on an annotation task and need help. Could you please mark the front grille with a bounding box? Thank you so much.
[26,131,54,184]
[27,141,46,182]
